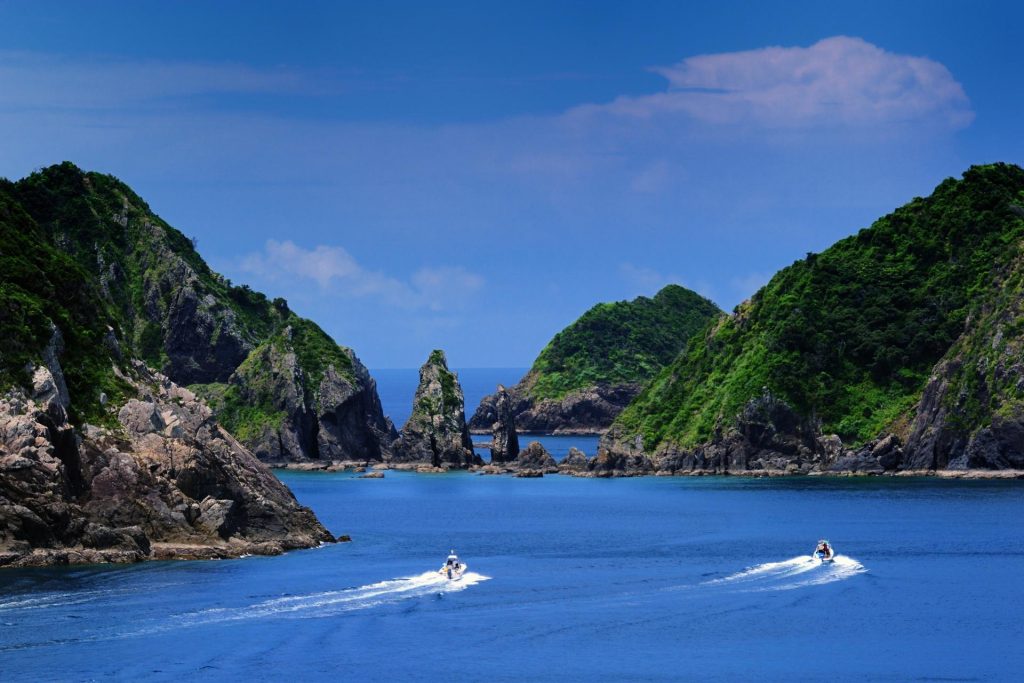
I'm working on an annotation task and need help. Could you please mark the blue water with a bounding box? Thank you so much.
[373,367,600,459]
[2,473,1023,681]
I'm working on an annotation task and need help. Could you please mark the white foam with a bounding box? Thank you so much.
[177,570,490,625]
[703,555,865,592]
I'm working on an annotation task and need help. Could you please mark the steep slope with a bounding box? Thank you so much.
[605,163,1024,473]
[0,161,397,565]
[7,162,394,463]
[470,285,722,433]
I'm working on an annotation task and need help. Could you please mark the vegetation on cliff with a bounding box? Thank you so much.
[525,284,722,400]
[0,162,364,449]
[613,163,1024,453]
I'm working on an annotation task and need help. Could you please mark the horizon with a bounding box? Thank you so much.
[3,1,1022,367]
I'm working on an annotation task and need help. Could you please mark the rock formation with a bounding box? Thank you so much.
[392,351,479,468]
[489,385,519,463]
[0,362,333,568]
[222,330,396,463]
[558,447,591,474]
[514,441,558,475]
[471,382,641,435]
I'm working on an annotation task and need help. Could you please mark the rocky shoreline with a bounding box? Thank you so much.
[267,457,1024,480]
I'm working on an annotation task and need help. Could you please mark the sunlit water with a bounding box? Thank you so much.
[2,473,1023,681]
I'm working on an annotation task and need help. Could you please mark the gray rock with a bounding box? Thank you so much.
[559,447,590,473]
[489,385,519,463]
[391,350,479,468]
[0,365,334,568]
[515,441,557,473]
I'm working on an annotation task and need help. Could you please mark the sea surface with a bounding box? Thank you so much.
[373,367,601,459]
[2,473,1023,681]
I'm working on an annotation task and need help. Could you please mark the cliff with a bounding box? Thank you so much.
[5,162,393,464]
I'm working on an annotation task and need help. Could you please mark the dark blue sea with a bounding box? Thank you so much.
[2,473,1024,681]
[2,370,1023,680]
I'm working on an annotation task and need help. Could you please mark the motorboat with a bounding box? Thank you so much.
[813,539,836,563]
[439,550,467,580]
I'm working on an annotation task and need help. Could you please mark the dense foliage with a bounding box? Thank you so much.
[526,285,722,400]
[615,164,1024,450]
[0,162,356,432]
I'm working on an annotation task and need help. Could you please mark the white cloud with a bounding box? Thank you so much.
[237,239,483,311]
[0,51,317,112]
[579,36,972,130]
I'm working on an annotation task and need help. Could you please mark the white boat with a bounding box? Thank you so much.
[439,550,467,580]
[813,539,836,563]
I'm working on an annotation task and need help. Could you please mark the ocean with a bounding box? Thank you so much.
[2,369,1023,680]
[1,473,1022,680]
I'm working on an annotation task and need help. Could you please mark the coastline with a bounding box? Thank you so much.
[268,460,1024,480]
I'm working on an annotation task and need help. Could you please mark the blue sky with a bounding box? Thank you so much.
[2,1,1022,368]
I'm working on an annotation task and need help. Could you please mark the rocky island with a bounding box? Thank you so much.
[469,284,721,435]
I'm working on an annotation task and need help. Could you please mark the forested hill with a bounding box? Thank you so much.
[0,162,394,463]
[470,285,721,433]
[607,163,1024,472]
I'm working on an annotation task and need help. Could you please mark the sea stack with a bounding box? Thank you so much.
[490,385,520,463]
[393,350,479,468]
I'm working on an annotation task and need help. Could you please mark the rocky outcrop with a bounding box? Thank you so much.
[515,441,558,474]
[392,351,479,468]
[489,385,519,463]
[558,447,591,473]
[137,221,253,385]
[224,332,396,464]
[595,390,901,476]
[0,363,333,568]
[470,381,641,434]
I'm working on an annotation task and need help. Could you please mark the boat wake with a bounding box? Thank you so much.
[177,570,490,626]
[703,555,865,592]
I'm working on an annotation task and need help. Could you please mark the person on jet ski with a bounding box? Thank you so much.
[815,540,830,557]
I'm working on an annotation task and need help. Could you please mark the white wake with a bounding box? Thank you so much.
[177,570,490,626]
[704,555,865,592]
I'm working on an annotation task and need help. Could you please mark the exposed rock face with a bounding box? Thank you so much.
[597,390,897,476]
[140,223,253,385]
[515,441,558,474]
[0,364,332,568]
[392,351,479,468]
[489,385,519,463]
[559,447,591,473]
[470,382,641,435]
[227,333,396,463]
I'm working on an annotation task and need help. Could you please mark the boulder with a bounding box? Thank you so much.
[559,447,590,473]
[515,441,558,473]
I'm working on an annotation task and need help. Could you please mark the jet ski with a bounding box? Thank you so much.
[439,550,467,580]
[813,539,836,563]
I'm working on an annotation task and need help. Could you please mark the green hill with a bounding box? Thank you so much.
[0,162,393,461]
[610,163,1024,469]
[469,285,722,433]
